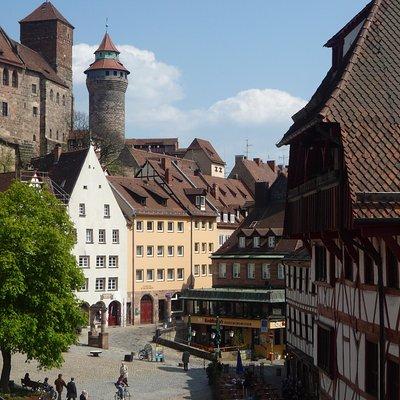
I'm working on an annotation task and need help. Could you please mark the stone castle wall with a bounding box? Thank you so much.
[87,77,128,139]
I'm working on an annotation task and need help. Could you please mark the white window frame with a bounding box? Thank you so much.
[146,269,154,282]
[109,256,118,268]
[98,229,106,244]
[167,268,175,281]
[195,195,206,211]
[247,263,255,279]
[278,263,285,280]
[194,242,200,253]
[136,269,144,282]
[136,221,143,231]
[112,229,119,244]
[253,236,260,248]
[95,278,105,291]
[208,243,214,253]
[86,229,93,244]
[177,268,184,280]
[177,246,184,256]
[262,263,271,279]
[79,278,89,292]
[194,265,200,277]
[96,255,106,268]
[239,236,246,248]
[104,204,110,218]
[157,221,164,232]
[136,245,143,257]
[78,256,90,268]
[108,277,118,291]
[146,221,154,232]
[167,221,174,232]
[157,268,165,281]
[79,203,85,217]
[268,236,276,248]
[147,246,154,257]
[201,243,207,253]
[177,221,184,232]
[208,221,213,230]
[194,221,199,229]
[167,246,174,257]
[157,245,164,257]
[233,263,240,278]
[229,213,235,223]
[201,264,207,276]
[219,263,227,278]
[208,264,213,275]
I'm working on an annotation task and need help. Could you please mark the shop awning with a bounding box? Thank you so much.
[181,288,285,303]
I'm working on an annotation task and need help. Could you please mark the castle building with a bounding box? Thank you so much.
[85,33,129,140]
[0,1,73,168]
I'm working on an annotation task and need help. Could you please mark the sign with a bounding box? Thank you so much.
[100,293,113,300]
[260,319,268,333]
[269,320,285,330]
[190,315,260,328]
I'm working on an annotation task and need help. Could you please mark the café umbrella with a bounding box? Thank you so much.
[236,349,244,375]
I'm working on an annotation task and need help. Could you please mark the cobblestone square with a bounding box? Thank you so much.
[6,326,212,400]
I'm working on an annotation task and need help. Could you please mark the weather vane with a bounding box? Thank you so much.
[105,17,109,32]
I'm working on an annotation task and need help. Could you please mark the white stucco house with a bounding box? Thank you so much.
[32,145,128,326]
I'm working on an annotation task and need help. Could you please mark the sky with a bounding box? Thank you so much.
[2,0,370,170]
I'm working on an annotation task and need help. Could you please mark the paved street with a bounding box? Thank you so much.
[5,325,212,400]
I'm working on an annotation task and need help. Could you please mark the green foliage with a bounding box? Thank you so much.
[0,181,85,370]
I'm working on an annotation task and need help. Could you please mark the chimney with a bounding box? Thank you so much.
[211,183,219,198]
[254,181,269,208]
[53,144,62,163]
[161,157,172,184]
[235,155,246,164]
[267,160,276,172]
[253,157,262,166]
[233,173,239,180]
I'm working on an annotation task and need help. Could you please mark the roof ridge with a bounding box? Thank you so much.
[320,0,382,119]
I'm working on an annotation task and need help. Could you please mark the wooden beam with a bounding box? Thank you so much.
[302,239,312,255]
[322,236,343,261]
[358,236,381,265]
[383,236,400,262]
[340,231,359,264]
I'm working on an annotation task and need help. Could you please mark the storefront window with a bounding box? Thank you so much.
[194,300,200,314]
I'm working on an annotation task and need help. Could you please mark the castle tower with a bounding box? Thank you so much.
[19,1,74,88]
[85,33,130,140]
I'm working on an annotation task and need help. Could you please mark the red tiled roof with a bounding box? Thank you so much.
[126,138,179,147]
[19,1,73,28]
[85,58,129,73]
[185,138,225,165]
[0,28,23,67]
[279,0,400,220]
[95,33,120,53]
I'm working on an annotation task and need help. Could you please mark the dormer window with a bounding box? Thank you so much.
[195,195,206,211]
[253,236,260,248]
[268,236,276,248]
[238,236,246,248]
[223,213,228,223]
[229,213,235,224]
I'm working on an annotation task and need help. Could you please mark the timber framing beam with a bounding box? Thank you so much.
[383,236,400,262]
[322,235,343,261]
[340,231,359,264]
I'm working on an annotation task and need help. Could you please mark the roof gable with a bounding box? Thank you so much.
[20,1,73,28]
[185,138,225,165]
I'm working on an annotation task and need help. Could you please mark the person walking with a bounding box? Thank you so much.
[182,350,190,371]
[79,390,88,400]
[66,377,77,400]
[54,374,66,400]
[119,362,128,382]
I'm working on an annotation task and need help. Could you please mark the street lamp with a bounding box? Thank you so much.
[211,316,221,358]
[229,330,234,338]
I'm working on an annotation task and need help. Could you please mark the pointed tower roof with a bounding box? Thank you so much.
[19,1,73,28]
[95,33,120,54]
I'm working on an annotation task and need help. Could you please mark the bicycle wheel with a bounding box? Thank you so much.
[124,389,131,399]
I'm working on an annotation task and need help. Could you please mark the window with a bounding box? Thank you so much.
[201,243,207,253]
[167,268,174,280]
[201,264,207,276]
[194,243,200,253]
[33,107,38,116]
[79,278,89,292]
[113,71,117,76]
[262,263,270,279]
[147,221,154,231]
[177,246,184,256]
[104,204,110,218]
[364,253,374,285]
[233,263,240,278]
[79,203,85,216]
[31,84,37,94]
[2,68,9,85]
[387,246,399,289]
[317,325,334,375]
[365,340,378,396]
[157,221,164,232]
[387,359,399,400]
[157,246,164,257]
[194,265,200,276]
[136,221,143,231]
[62,95,66,106]
[108,277,118,291]
[95,278,105,291]
[109,256,118,268]
[56,92,60,104]
[278,264,285,280]
[219,263,226,278]
[50,89,54,100]
[78,256,89,268]
[208,221,213,230]
[136,245,143,257]
[177,222,184,232]
[177,268,184,280]
[268,236,276,248]
[208,264,213,275]
[229,213,235,223]
[157,269,164,281]
[165,245,173,256]
[167,221,174,232]
[136,269,143,282]
[343,249,353,281]
[239,237,246,248]
[112,229,119,244]
[208,243,214,253]
[195,195,206,210]
[147,269,154,281]
[86,229,93,243]
[201,221,206,230]
[98,229,106,243]
[2,102,8,117]
[247,263,255,279]
[11,70,18,88]
[223,213,228,223]
[315,245,327,281]
[194,221,199,229]
[106,71,110,76]
[146,246,154,257]
[96,256,106,268]
[253,236,260,248]
[219,235,224,246]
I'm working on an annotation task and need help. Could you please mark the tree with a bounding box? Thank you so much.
[73,111,89,132]
[0,181,85,392]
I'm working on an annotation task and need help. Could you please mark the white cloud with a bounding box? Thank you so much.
[72,42,306,159]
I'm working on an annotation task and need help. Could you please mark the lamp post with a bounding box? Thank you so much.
[211,316,222,358]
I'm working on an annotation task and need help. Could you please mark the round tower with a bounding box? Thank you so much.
[85,33,130,140]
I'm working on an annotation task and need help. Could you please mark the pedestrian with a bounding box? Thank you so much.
[66,377,77,400]
[54,374,66,400]
[79,390,88,400]
[182,350,190,371]
[119,362,128,381]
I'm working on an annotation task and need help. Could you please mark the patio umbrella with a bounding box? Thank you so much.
[236,349,244,375]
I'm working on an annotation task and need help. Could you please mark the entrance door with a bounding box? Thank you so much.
[158,299,165,322]
[108,301,121,326]
[140,295,153,324]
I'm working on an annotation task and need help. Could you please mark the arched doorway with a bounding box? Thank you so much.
[108,301,121,326]
[140,295,153,324]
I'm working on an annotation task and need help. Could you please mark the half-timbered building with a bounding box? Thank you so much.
[278,1,400,399]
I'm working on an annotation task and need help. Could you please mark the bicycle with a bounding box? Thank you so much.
[114,385,131,400]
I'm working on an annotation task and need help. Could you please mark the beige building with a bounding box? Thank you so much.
[108,174,218,325]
